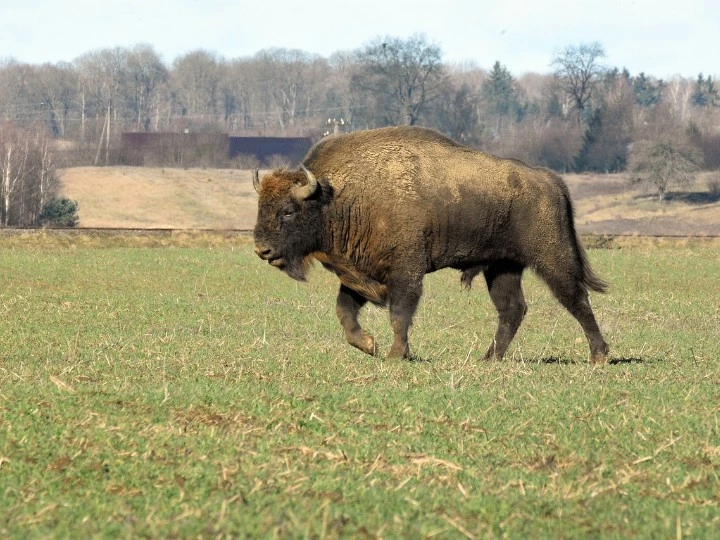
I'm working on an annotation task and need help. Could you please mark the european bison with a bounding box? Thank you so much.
[253,126,610,363]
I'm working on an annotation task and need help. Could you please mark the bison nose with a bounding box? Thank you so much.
[254,245,274,260]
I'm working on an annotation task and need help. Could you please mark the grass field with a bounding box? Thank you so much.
[1,237,719,538]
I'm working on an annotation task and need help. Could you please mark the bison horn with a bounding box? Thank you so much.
[252,169,261,193]
[294,165,319,200]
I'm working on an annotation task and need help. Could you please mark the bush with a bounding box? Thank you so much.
[705,171,720,198]
[37,197,79,228]
[230,153,261,169]
[266,154,291,169]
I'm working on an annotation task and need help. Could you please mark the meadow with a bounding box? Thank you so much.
[1,236,719,538]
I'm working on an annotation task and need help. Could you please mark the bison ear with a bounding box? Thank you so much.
[293,165,319,200]
[252,169,261,193]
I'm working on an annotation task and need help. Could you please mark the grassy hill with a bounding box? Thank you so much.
[58,167,720,235]
[58,167,258,230]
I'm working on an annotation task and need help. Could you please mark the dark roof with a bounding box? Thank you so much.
[121,132,313,166]
[228,136,312,165]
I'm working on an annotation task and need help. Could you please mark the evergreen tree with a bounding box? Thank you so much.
[481,61,520,135]
[690,73,719,107]
[633,72,663,107]
[706,76,719,107]
[691,74,707,107]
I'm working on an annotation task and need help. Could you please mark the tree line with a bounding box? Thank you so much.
[1,36,719,225]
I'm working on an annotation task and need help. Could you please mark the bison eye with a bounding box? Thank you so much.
[279,204,298,222]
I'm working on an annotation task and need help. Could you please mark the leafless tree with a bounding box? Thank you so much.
[552,42,606,121]
[75,48,128,164]
[628,138,702,202]
[36,63,78,138]
[125,45,168,131]
[0,123,57,226]
[326,51,363,126]
[354,34,445,126]
[252,48,328,133]
[171,50,221,124]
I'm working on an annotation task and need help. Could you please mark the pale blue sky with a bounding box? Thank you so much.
[1,0,717,79]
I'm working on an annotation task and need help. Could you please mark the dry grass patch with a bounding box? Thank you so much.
[564,173,720,235]
[58,166,260,229]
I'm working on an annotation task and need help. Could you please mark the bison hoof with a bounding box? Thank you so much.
[348,332,377,356]
[590,353,609,365]
[388,344,409,359]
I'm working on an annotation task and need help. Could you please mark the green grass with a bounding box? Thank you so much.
[1,240,719,538]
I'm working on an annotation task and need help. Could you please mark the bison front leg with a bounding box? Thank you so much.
[388,283,422,359]
[336,285,376,356]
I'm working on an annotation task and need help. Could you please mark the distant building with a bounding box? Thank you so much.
[120,132,313,167]
[228,136,312,166]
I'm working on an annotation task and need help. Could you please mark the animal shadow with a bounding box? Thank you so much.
[608,356,646,365]
[540,356,578,365]
[540,356,647,365]
[406,354,431,364]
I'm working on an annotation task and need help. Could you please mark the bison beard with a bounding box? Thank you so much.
[253,126,610,364]
[277,255,312,282]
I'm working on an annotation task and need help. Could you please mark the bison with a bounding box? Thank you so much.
[253,126,610,363]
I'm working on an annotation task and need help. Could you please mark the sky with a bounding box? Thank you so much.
[0,0,717,79]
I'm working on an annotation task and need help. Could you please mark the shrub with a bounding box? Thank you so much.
[266,154,290,169]
[230,153,261,169]
[705,171,720,198]
[37,197,79,228]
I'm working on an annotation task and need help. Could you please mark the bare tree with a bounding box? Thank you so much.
[354,34,445,126]
[664,77,693,124]
[0,123,57,226]
[125,45,168,131]
[0,123,28,226]
[253,48,327,133]
[628,139,702,202]
[0,61,43,128]
[552,42,606,120]
[75,48,128,164]
[37,63,78,138]
[327,51,363,126]
[171,50,221,125]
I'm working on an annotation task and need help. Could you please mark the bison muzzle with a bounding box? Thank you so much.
[253,126,610,363]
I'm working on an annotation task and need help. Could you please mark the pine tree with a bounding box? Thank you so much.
[691,73,708,107]
[481,61,520,135]
[633,72,663,107]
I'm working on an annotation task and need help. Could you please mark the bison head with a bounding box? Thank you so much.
[253,165,325,281]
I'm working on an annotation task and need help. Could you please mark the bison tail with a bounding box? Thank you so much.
[579,244,609,294]
[564,189,608,294]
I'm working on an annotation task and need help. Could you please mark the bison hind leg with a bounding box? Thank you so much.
[541,271,609,364]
